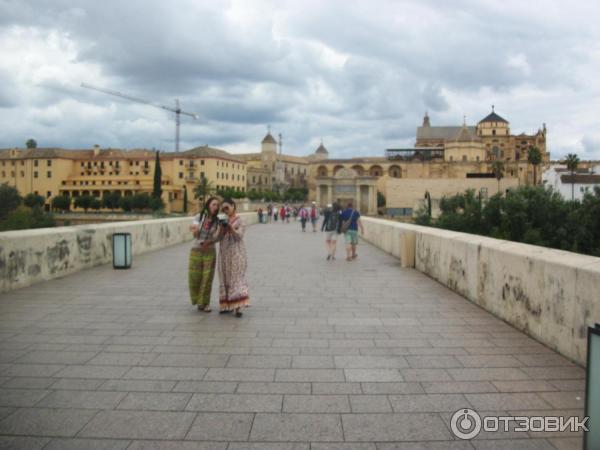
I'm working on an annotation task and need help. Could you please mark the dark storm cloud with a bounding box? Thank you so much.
[0,0,599,158]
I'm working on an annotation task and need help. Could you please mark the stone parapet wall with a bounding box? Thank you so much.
[361,217,600,366]
[0,213,258,293]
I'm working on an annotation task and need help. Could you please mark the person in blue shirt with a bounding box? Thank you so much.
[340,201,364,261]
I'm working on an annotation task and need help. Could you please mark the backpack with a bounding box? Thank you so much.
[325,211,340,232]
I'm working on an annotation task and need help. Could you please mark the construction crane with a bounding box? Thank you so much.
[81,82,199,151]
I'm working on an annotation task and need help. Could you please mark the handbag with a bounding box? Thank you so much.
[340,209,354,233]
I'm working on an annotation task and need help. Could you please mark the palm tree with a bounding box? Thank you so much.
[564,153,580,201]
[193,177,215,206]
[491,160,505,194]
[527,146,542,185]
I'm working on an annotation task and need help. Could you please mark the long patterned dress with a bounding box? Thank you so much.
[188,215,219,307]
[218,215,250,311]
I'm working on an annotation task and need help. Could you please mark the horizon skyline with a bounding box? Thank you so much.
[1,1,599,160]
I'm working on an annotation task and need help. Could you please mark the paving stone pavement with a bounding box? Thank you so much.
[0,220,587,449]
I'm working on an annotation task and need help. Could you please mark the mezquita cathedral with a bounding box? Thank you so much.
[239,107,549,216]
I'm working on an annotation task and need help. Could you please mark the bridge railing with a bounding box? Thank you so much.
[361,216,600,366]
[0,212,259,294]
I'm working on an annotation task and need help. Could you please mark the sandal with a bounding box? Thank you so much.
[235,309,243,317]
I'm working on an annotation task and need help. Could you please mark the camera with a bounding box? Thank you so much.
[217,213,229,227]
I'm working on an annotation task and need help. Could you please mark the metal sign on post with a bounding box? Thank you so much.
[584,324,600,449]
[112,233,132,269]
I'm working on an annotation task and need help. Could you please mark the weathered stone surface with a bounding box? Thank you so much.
[0,220,586,446]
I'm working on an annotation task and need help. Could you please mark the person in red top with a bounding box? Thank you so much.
[279,205,287,224]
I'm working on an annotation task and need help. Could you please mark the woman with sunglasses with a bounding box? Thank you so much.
[217,198,250,317]
[188,197,222,312]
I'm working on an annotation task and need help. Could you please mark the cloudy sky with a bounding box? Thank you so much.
[1,0,599,159]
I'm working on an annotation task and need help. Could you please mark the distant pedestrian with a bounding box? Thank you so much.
[273,207,278,222]
[310,202,319,232]
[280,205,287,224]
[321,202,342,260]
[299,203,308,232]
[218,198,250,317]
[267,204,273,223]
[257,208,264,224]
[340,201,364,261]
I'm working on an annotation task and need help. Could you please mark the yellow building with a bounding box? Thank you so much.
[239,130,311,192]
[0,145,246,213]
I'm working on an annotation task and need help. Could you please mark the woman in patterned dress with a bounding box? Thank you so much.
[218,198,250,317]
[188,197,221,312]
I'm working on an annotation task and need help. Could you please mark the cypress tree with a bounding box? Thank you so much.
[152,150,162,199]
[183,186,188,213]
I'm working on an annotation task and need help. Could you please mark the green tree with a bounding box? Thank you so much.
[90,198,102,212]
[74,194,93,212]
[183,186,188,213]
[23,193,45,208]
[119,195,134,212]
[149,196,164,212]
[0,183,22,220]
[564,153,580,201]
[102,192,121,211]
[25,138,37,149]
[527,146,542,185]
[152,151,162,199]
[491,160,504,194]
[51,194,71,212]
[132,193,151,211]
[377,191,386,208]
[193,177,216,204]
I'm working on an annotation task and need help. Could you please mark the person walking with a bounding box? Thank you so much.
[321,202,342,260]
[267,204,273,223]
[188,197,221,312]
[217,198,250,317]
[340,201,364,261]
[310,202,319,232]
[273,206,278,222]
[299,204,308,232]
[280,205,287,224]
[257,207,264,224]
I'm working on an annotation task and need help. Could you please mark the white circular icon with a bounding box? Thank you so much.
[450,408,482,440]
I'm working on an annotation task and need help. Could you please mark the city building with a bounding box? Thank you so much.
[542,163,600,201]
[0,145,246,213]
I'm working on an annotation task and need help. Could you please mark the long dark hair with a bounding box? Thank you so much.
[222,197,236,212]
[199,196,220,227]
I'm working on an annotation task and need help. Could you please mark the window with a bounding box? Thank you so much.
[449,156,453,161]
[178,172,183,179]
[200,172,205,179]
[476,156,480,162]
[46,191,51,198]
[253,176,256,183]
[216,172,220,179]
[20,171,24,177]
[34,171,38,178]
[34,160,39,167]
[492,129,496,136]
[21,160,24,166]
[462,155,467,162]
[201,160,204,165]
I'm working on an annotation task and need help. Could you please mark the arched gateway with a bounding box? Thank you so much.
[315,167,378,215]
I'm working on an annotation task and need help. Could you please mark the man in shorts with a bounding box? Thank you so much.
[321,202,342,260]
[340,201,364,261]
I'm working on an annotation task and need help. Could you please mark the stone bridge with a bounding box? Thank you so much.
[0,219,589,449]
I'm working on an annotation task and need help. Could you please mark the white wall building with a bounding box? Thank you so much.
[542,164,600,201]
